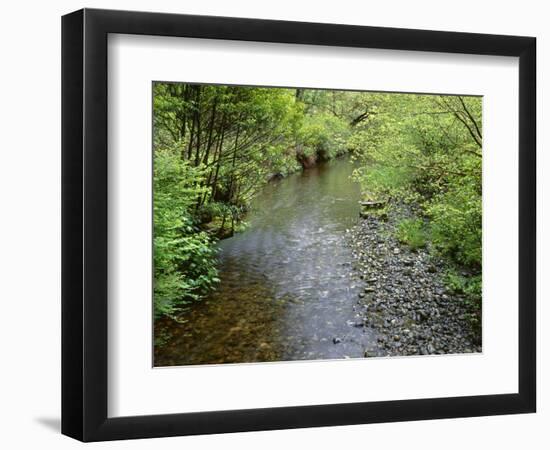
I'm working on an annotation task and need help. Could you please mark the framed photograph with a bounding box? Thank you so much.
[61,8,536,442]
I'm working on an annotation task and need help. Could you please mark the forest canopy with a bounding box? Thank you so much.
[153,82,482,320]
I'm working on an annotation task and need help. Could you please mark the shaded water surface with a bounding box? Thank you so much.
[155,158,376,366]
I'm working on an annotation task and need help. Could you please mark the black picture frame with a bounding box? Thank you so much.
[62,8,536,442]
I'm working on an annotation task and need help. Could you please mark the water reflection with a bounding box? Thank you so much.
[154,158,376,366]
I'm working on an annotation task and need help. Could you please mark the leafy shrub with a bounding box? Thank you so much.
[153,150,220,318]
[428,182,481,268]
[446,271,482,300]
[445,270,482,334]
[396,218,427,250]
[297,112,350,161]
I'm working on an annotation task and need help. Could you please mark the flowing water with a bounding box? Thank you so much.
[154,157,377,366]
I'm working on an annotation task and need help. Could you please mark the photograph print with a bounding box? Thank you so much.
[152,82,482,367]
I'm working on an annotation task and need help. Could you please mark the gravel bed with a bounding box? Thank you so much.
[346,212,482,357]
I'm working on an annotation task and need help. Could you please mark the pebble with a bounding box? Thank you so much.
[346,208,481,357]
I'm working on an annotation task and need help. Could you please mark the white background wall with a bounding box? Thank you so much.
[0,0,546,448]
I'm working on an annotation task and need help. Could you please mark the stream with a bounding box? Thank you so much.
[154,157,378,366]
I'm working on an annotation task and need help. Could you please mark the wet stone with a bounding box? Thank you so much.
[344,204,481,359]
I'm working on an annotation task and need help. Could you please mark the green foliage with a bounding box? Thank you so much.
[350,93,482,270]
[152,83,482,321]
[153,150,219,318]
[428,181,482,267]
[445,270,482,332]
[350,92,482,322]
[396,218,427,250]
[297,112,350,160]
[152,83,315,319]
[446,271,482,300]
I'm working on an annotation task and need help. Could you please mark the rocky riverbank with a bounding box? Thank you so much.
[346,210,482,357]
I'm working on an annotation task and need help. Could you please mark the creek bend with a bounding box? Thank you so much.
[154,157,377,366]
